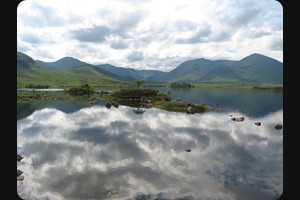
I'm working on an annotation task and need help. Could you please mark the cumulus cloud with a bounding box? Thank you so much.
[17,0,283,71]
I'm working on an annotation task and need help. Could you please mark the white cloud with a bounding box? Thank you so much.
[17,0,283,71]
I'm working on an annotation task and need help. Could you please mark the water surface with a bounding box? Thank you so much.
[155,87,282,118]
[17,103,283,200]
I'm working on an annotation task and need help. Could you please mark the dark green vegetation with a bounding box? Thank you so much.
[17,51,283,88]
[253,86,283,92]
[25,83,49,89]
[106,89,172,102]
[192,83,283,90]
[66,84,94,95]
[170,82,194,88]
[152,101,209,113]
[17,90,73,102]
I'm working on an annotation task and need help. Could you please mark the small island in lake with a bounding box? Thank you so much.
[17,85,211,114]
[102,88,210,113]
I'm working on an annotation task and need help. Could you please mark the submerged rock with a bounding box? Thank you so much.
[17,154,24,162]
[17,175,24,181]
[274,124,283,130]
[186,106,195,114]
[105,102,112,109]
[254,122,261,126]
[106,191,122,197]
[231,117,245,122]
[17,169,23,177]
[112,102,119,108]
[133,108,145,114]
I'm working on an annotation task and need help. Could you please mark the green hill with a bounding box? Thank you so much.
[148,53,283,84]
[17,51,283,87]
[17,51,134,88]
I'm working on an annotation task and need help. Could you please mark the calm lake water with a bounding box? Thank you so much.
[17,88,283,200]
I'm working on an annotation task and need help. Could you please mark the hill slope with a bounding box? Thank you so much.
[95,54,282,84]
[35,57,88,70]
[157,53,283,84]
[96,64,168,80]
[17,51,134,88]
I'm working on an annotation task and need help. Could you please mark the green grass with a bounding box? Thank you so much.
[17,65,134,88]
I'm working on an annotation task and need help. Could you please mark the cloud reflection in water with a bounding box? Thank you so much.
[17,106,283,200]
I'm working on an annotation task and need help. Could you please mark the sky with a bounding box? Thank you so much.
[17,0,283,72]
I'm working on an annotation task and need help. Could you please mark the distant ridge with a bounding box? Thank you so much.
[36,57,87,70]
[18,51,283,86]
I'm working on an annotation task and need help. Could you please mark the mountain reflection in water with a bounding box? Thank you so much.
[17,105,283,200]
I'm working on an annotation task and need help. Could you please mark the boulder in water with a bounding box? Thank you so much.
[17,169,23,177]
[231,117,245,122]
[254,122,261,126]
[17,154,23,162]
[274,124,283,130]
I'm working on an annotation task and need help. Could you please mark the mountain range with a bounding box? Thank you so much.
[17,51,283,88]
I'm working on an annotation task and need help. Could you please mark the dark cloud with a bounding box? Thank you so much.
[213,30,233,42]
[114,11,146,39]
[17,45,30,53]
[110,39,128,49]
[70,25,111,43]
[176,24,212,44]
[229,9,261,28]
[221,2,262,29]
[117,12,144,28]
[20,32,42,44]
[126,51,144,62]
[268,37,283,51]
[95,8,146,39]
